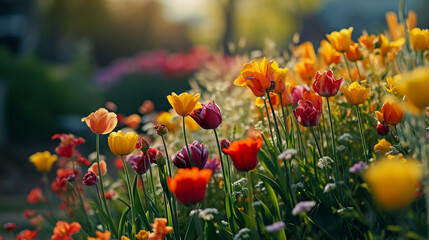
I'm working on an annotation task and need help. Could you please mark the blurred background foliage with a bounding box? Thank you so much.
[0,0,428,192]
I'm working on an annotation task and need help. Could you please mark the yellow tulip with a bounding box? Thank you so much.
[396,67,429,112]
[135,230,149,240]
[318,40,341,66]
[108,130,139,156]
[340,82,370,105]
[184,116,200,132]
[167,92,201,117]
[365,158,422,210]
[326,27,353,52]
[385,75,402,96]
[409,28,429,51]
[156,111,178,132]
[29,151,57,173]
[373,139,392,155]
[358,33,376,51]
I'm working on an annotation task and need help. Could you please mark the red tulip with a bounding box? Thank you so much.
[293,100,322,127]
[377,122,390,136]
[313,69,344,97]
[223,139,262,172]
[167,167,212,204]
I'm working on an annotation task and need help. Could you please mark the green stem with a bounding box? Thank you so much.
[267,91,283,152]
[121,156,135,233]
[343,52,353,81]
[279,93,290,147]
[246,172,260,240]
[354,62,362,82]
[73,180,94,232]
[263,96,277,149]
[96,134,111,222]
[355,105,369,162]
[138,174,148,211]
[161,136,173,177]
[182,116,195,167]
[146,151,158,208]
[310,127,321,182]
[42,173,55,217]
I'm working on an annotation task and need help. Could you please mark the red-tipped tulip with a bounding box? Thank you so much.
[313,69,344,97]
[293,100,322,127]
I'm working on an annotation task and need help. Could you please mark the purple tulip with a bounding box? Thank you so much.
[172,140,209,169]
[220,139,231,154]
[127,153,153,175]
[83,172,98,186]
[204,156,221,172]
[190,101,222,130]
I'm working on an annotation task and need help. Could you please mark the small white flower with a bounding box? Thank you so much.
[323,183,336,193]
[317,156,334,168]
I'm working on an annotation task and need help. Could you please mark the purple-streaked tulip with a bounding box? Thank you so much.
[190,101,222,130]
[173,141,209,169]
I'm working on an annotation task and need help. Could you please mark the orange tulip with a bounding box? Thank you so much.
[52,221,81,240]
[167,167,212,204]
[148,218,173,240]
[375,99,404,126]
[345,42,362,62]
[124,114,142,129]
[223,138,262,172]
[88,160,107,176]
[87,231,111,240]
[358,33,376,51]
[294,58,316,85]
[82,108,118,135]
[293,41,316,61]
[234,58,287,97]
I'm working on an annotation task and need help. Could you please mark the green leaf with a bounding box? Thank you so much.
[258,149,276,176]
[88,201,118,238]
[118,206,130,238]
[132,175,152,230]
[253,172,290,209]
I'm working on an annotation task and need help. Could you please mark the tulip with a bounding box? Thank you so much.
[29,151,57,173]
[326,27,354,52]
[358,33,376,50]
[82,172,98,186]
[148,218,173,240]
[51,221,81,240]
[154,124,168,136]
[234,58,287,97]
[156,112,177,132]
[81,108,118,135]
[222,138,262,172]
[167,92,201,117]
[376,122,390,136]
[396,67,429,112]
[294,58,316,85]
[291,85,310,106]
[87,231,111,240]
[136,230,150,240]
[17,230,37,240]
[385,75,402,96]
[340,82,370,105]
[127,154,150,175]
[318,40,341,66]
[302,90,322,110]
[123,114,142,129]
[375,99,404,126]
[3,223,17,231]
[184,116,200,132]
[88,160,107,176]
[409,28,429,52]
[313,69,344,98]
[373,139,392,155]
[220,139,231,154]
[345,42,362,62]
[27,188,46,204]
[108,130,139,156]
[293,100,322,127]
[172,141,209,169]
[167,167,212,204]
[376,34,405,55]
[190,101,222,129]
[294,41,316,61]
[365,158,423,210]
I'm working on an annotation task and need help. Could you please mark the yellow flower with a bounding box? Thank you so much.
[373,139,392,155]
[364,158,422,210]
[108,130,139,156]
[409,28,429,51]
[376,34,405,55]
[167,92,201,117]
[121,236,130,240]
[184,116,199,132]
[385,75,402,96]
[156,111,178,132]
[318,40,341,66]
[29,151,57,173]
[326,27,354,52]
[135,230,149,240]
[396,67,429,112]
[386,11,417,41]
[345,42,362,62]
[293,41,316,61]
[294,58,316,85]
[340,82,370,105]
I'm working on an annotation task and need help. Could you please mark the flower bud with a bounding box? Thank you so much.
[155,124,168,136]
[376,122,390,136]
[220,139,231,154]
[139,137,151,152]
[4,223,17,231]
[67,174,76,182]
[82,172,98,186]
[156,151,166,172]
